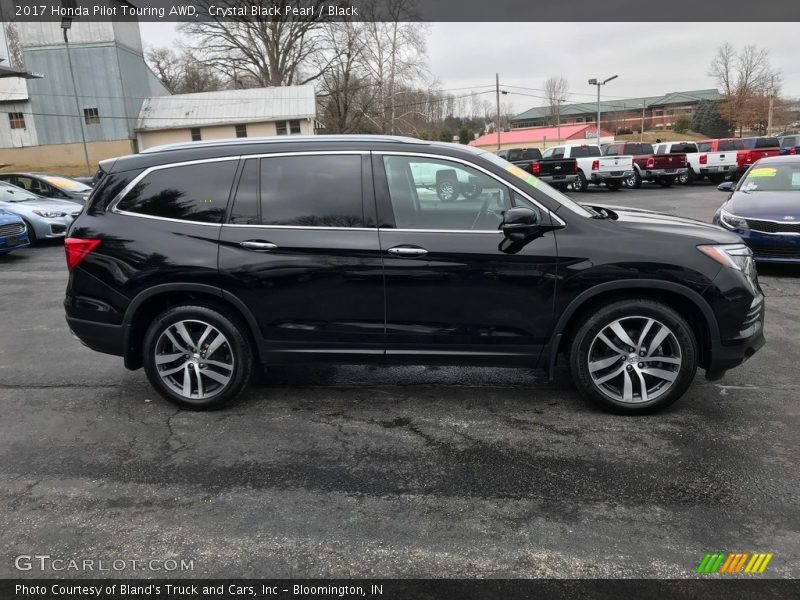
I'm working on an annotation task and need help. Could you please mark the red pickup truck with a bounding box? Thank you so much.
[601,141,687,188]
[699,137,781,179]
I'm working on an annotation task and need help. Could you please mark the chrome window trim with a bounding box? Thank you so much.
[109,152,370,226]
[222,223,377,232]
[372,150,566,227]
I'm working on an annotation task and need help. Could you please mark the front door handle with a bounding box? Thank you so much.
[387,245,428,257]
[240,240,277,251]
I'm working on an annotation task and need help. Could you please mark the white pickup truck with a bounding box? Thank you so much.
[654,141,736,185]
[542,144,634,191]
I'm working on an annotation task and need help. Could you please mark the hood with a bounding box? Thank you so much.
[724,190,800,222]
[0,208,23,224]
[584,203,741,245]
[0,196,80,216]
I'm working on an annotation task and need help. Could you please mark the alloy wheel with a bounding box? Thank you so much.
[587,316,682,404]
[154,319,234,401]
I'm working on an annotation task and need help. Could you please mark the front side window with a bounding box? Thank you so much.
[116,161,238,223]
[8,112,25,129]
[382,156,513,231]
[259,155,363,227]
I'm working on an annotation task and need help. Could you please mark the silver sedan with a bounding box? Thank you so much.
[0,181,81,244]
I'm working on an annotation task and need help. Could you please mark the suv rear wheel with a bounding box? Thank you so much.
[142,304,254,410]
[569,299,698,414]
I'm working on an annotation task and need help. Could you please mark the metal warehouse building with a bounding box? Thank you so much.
[0,4,169,173]
[135,86,318,151]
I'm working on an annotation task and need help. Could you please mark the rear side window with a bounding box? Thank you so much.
[259,155,363,227]
[116,161,237,223]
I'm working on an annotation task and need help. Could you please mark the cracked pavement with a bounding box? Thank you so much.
[0,184,798,578]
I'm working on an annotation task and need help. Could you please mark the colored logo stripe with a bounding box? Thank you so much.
[697,552,773,574]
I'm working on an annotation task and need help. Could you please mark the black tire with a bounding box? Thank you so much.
[625,169,642,189]
[605,180,621,191]
[659,177,674,187]
[22,220,37,246]
[573,170,588,192]
[685,169,696,185]
[436,179,459,202]
[568,299,698,414]
[142,304,254,410]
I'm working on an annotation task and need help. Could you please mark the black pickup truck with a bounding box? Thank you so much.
[495,148,578,191]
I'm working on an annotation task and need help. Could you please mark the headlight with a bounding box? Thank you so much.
[698,243,757,291]
[32,210,67,218]
[719,209,748,229]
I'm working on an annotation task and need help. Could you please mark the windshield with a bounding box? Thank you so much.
[738,163,800,193]
[0,185,40,202]
[479,150,593,217]
[41,175,92,192]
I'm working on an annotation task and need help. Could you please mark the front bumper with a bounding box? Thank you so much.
[716,225,800,263]
[706,296,765,379]
[0,231,30,253]
[33,216,74,239]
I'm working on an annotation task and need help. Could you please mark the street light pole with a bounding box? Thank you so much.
[588,75,618,148]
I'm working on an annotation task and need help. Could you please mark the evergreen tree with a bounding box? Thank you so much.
[691,101,733,138]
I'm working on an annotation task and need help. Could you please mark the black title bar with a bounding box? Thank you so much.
[4,0,800,22]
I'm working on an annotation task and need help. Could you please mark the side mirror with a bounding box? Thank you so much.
[717,181,735,192]
[502,207,540,242]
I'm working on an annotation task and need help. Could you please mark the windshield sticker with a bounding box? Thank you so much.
[505,165,540,188]
[792,172,800,187]
[748,167,777,178]
[42,176,85,190]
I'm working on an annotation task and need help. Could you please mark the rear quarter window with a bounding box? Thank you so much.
[755,137,780,149]
[116,160,238,223]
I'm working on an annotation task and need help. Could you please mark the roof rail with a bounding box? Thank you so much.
[140,134,425,154]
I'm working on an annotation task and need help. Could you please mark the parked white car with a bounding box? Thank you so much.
[542,144,634,191]
[654,141,736,185]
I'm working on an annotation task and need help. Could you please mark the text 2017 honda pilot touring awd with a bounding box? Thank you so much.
[64,136,765,413]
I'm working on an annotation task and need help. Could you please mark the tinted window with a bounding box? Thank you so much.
[117,161,237,223]
[697,142,712,152]
[259,155,363,227]
[383,156,512,231]
[718,139,744,151]
[670,143,697,153]
[507,149,540,161]
[754,137,779,148]
[229,159,259,224]
[569,145,600,158]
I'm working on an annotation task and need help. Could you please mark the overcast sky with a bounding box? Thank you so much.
[140,22,800,114]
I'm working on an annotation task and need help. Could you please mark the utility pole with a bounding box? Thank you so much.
[767,96,774,135]
[62,20,92,176]
[641,99,646,142]
[495,73,501,150]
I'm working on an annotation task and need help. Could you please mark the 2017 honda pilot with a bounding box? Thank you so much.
[64,136,765,414]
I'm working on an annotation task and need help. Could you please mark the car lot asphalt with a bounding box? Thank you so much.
[1,181,798,579]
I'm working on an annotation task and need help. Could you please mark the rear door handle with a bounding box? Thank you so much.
[387,245,428,257]
[240,240,277,251]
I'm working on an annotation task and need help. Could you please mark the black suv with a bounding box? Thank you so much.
[65,136,765,413]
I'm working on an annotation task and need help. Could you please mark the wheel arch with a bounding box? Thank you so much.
[547,280,718,377]
[122,284,261,370]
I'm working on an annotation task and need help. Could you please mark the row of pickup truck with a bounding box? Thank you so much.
[496,136,784,191]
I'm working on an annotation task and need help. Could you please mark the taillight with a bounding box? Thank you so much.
[699,154,707,164]
[532,161,540,175]
[591,160,599,171]
[646,157,654,169]
[65,237,100,272]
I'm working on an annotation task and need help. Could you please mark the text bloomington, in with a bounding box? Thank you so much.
[16,584,383,597]
[39,3,359,19]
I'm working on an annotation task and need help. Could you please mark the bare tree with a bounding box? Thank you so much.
[3,22,22,69]
[180,0,327,88]
[145,46,223,94]
[544,76,569,128]
[709,43,781,135]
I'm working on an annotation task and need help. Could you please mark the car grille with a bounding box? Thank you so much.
[750,245,800,258]
[0,222,25,236]
[745,218,800,233]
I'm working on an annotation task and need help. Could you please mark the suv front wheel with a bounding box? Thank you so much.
[569,299,698,414]
[142,304,254,410]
